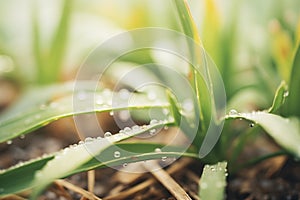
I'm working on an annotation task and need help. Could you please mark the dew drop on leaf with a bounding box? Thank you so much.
[124,127,131,133]
[182,98,194,112]
[123,163,128,167]
[119,110,130,121]
[147,91,156,101]
[84,137,94,143]
[78,141,84,145]
[6,140,12,145]
[114,151,121,158]
[249,123,255,128]
[154,148,162,153]
[283,91,289,97]
[39,104,47,110]
[229,109,238,115]
[149,129,157,136]
[119,89,130,100]
[104,132,112,137]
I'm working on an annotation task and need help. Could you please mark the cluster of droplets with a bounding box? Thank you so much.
[201,162,228,190]
[227,109,259,128]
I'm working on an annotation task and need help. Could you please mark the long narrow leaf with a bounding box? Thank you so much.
[286,44,300,117]
[0,82,169,143]
[0,142,197,196]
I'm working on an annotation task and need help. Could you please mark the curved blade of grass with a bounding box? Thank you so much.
[0,82,169,143]
[286,44,300,117]
[268,81,288,113]
[29,121,169,198]
[173,1,224,154]
[0,141,196,197]
[173,0,201,45]
[226,112,300,158]
[199,161,227,200]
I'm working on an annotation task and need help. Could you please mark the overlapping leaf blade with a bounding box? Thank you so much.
[0,82,169,143]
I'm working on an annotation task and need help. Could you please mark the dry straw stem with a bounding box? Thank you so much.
[104,158,193,200]
[55,179,102,200]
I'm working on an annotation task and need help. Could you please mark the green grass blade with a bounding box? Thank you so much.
[199,161,227,200]
[29,120,189,198]
[0,142,197,197]
[226,112,300,158]
[32,1,45,84]
[268,81,288,113]
[0,82,169,143]
[286,44,300,117]
[173,0,222,151]
[173,0,201,45]
[47,0,72,83]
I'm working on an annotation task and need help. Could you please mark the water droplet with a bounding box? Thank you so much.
[182,99,194,112]
[161,156,167,161]
[24,119,31,125]
[78,141,84,145]
[150,119,158,125]
[84,137,94,143]
[154,148,162,153]
[225,173,229,177]
[40,104,47,110]
[283,91,289,97]
[147,91,156,100]
[20,135,25,139]
[149,129,157,136]
[109,111,114,116]
[119,89,130,100]
[114,151,121,158]
[35,114,41,120]
[6,140,12,145]
[164,126,169,130]
[249,123,255,128]
[119,110,130,121]
[124,127,132,133]
[132,125,140,131]
[229,109,238,115]
[162,108,170,115]
[123,163,128,167]
[104,132,112,137]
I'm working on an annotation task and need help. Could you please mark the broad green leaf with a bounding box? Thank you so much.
[226,112,300,158]
[29,120,191,198]
[268,81,288,113]
[0,142,197,197]
[286,44,300,117]
[0,82,169,143]
[199,161,227,200]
